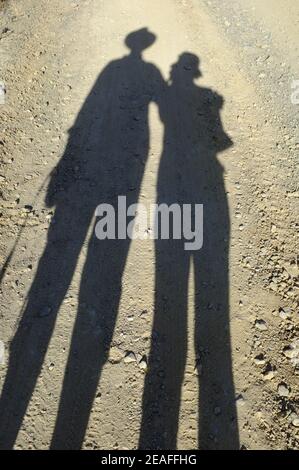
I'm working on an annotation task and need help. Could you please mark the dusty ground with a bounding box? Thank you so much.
[0,0,298,450]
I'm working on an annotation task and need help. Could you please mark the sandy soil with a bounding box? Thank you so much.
[0,0,298,449]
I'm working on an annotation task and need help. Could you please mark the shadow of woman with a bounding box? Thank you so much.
[139,53,239,449]
[0,28,165,450]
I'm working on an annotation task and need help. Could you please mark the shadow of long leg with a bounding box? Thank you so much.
[51,237,130,449]
[139,239,189,450]
[194,203,239,450]
[0,205,90,449]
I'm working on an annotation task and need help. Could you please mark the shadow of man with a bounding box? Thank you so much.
[0,28,165,450]
[139,53,239,450]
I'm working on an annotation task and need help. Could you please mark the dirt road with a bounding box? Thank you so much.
[0,0,298,450]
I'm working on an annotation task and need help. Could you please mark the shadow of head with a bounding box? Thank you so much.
[170,52,202,83]
[125,28,157,54]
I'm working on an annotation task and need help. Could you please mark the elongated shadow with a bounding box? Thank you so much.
[139,53,239,449]
[0,37,238,450]
[0,28,165,450]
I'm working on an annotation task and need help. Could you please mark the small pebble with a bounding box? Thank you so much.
[292,417,299,427]
[279,307,292,320]
[254,353,266,365]
[277,382,289,397]
[138,355,147,371]
[235,394,245,406]
[255,319,268,331]
[283,345,297,359]
[263,369,276,381]
[109,346,123,364]
[123,351,136,364]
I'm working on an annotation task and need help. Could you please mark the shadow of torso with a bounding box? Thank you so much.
[158,81,231,206]
[48,53,164,210]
